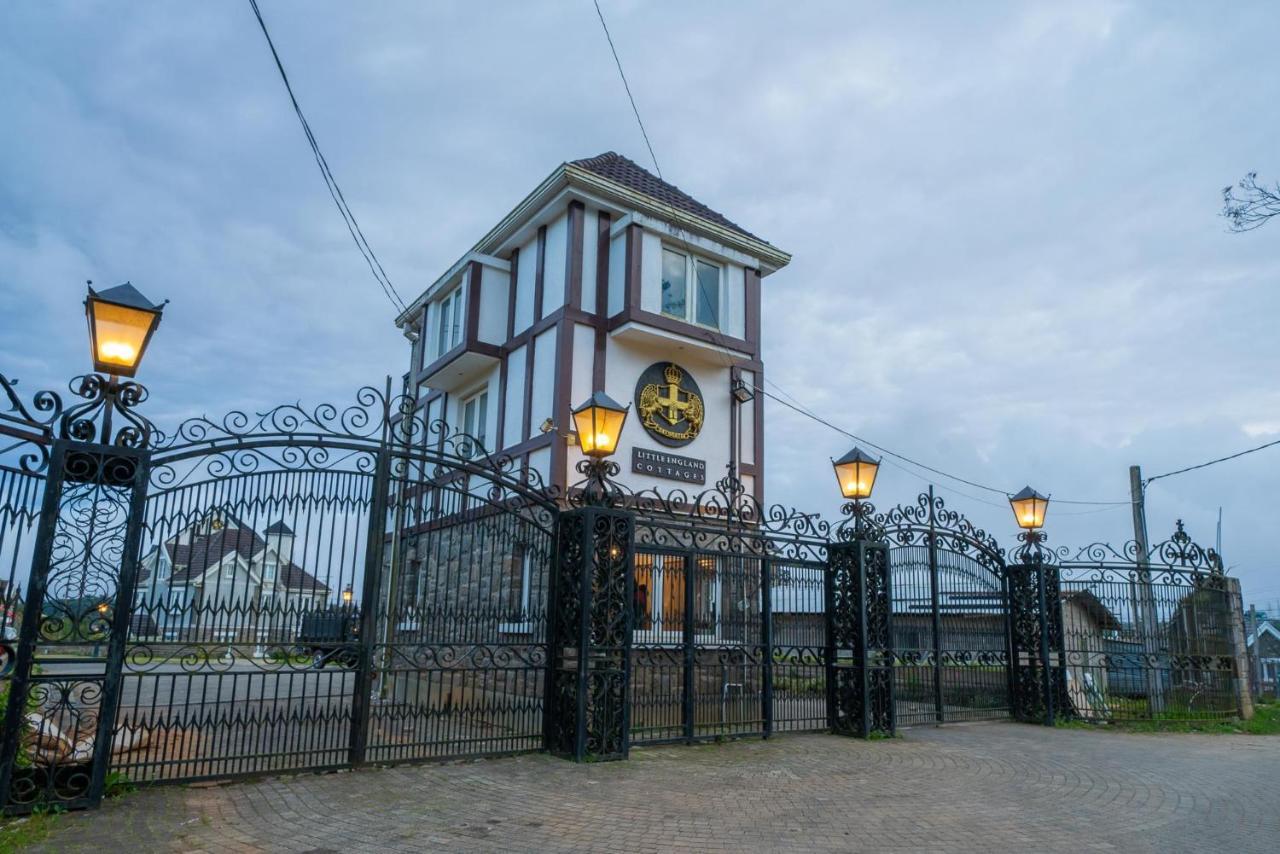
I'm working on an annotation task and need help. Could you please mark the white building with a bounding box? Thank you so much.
[395,152,791,503]
[135,512,331,641]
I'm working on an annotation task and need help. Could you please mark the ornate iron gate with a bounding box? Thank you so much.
[0,376,559,811]
[1057,522,1242,722]
[627,478,830,746]
[878,489,1011,726]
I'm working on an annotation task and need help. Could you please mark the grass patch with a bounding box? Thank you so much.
[1061,697,1280,735]
[0,807,60,854]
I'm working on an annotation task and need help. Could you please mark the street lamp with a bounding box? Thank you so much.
[85,282,167,378]
[831,446,880,501]
[1009,486,1050,530]
[832,446,881,538]
[571,391,629,504]
[572,391,629,458]
[342,587,353,605]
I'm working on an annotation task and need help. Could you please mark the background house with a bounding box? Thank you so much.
[1247,619,1280,698]
[136,512,330,644]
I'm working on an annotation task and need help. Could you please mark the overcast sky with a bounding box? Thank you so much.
[2,2,1278,605]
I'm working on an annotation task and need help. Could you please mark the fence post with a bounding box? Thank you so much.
[0,439,150,814]
[825,535,894,738]
[1225,578,1256,719]
[348,441,390,767]
[546,505,633,761]
[1008,551,1065,725]
[761,558,774,739]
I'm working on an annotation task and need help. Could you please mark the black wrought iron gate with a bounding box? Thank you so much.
[0,379,559,811]
[880,489,1012,726]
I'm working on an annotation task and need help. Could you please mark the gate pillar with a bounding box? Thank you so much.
[546,505,634,761]
[0,438,150,814]
[825,535,894,738]
[1007,548,1068,725]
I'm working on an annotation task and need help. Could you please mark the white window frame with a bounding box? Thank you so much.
[659,247,722,331]
[461,387,489,457]
[264,560,277,583]
[499,550,534,634]
[221,563,235,581]
[435,287,464,360]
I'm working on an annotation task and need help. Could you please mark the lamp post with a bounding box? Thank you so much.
[77,281,167,447]
[571,391,629,505]
[1009,486,1050,557]
[1007,485,1058,725]
[832,446,880,537]
[825,446,892,738]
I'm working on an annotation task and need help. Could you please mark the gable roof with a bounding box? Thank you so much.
[263,520,294,536]
[163,526,329,594]
[570,152,761,241]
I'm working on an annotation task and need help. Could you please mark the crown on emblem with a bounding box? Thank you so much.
[663,364,683,385]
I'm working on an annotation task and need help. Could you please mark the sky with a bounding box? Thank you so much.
[2,1,1279,606]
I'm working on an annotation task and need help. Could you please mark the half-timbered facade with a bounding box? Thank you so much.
[395,152,790,504]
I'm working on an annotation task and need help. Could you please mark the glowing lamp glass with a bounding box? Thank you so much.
[85,283,165,378]
[1009,487,1049,530]
[832,447,880,500]
[572,392,629,459]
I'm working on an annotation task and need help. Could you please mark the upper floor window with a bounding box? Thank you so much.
[461,389,489,457]
[435,288,463,359]
[661,249,721,330]
[264,560,277,583]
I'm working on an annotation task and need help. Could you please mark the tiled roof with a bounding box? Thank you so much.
[162,526,329,594]
[570,152,762,241]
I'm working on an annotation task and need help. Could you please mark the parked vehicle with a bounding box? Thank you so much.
[295,607,360,668]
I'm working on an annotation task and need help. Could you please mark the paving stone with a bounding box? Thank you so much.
[28,722,1280,853]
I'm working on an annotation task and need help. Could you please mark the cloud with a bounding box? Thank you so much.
[2,0,1279,602]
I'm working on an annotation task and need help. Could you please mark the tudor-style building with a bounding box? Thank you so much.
[395,152,790,503]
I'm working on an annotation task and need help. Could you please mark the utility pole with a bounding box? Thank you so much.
[1216,507,1222,557]
[1248,603,1262,698]
[1129,465,1165,714]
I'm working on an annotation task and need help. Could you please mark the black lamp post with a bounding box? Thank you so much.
[832,446,881,537]
[72,282,167,448]
[1009,486,1050,558]
[571,391,629,505]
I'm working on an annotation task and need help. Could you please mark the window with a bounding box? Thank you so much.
[435,288,463,359]
[461,389,489,457]
[500,547,534,634]
[264,560,277,583]
[222,563,235,580]
[660,248,721,329]
[661,249,687,319]
[633,554,721,644]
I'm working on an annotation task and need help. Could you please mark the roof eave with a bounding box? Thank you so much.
[562,164,791,275]
[395,161,793,327]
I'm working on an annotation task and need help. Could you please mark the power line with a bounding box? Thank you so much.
[587,1,1130,509]
[592,0,664,183]
[1145,436,1280,486]
[247,0,407,315]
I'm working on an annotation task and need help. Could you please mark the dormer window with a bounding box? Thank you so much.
[661,248,720,330]
[435,288,463,359]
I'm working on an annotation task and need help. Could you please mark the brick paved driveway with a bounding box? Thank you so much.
[31,722,1279,853]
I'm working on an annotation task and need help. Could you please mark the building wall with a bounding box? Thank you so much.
[404,192,768,503]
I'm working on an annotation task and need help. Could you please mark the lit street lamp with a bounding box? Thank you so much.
[1009,486,1050,530]
[832,446,881,537]
[85,282,167,378]
[571,391,629,503]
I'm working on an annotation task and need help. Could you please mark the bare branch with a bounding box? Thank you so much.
[1222,171,1280,232]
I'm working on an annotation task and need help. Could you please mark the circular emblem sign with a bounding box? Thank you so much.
[634,362,705,448]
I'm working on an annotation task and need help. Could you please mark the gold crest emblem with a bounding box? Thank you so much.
[637,363,704,445]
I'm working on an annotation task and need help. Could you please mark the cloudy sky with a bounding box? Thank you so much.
[2,2,1278,604]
